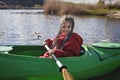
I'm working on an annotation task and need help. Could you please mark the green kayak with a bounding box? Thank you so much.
[0,42,120,80]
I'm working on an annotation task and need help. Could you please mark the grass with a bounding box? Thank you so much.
[43,0,120,16]
[0,0,119,16]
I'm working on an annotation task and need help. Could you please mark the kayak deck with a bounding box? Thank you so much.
[0,43,120,80]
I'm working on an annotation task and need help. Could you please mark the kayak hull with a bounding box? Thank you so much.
[0,42,120,80]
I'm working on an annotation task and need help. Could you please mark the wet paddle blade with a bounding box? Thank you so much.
[62,69,74,80]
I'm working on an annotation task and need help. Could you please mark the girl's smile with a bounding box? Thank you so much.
[61,21,71,35]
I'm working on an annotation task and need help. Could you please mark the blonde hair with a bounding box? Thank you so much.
[60,15,74,33]
[50,15,75,49]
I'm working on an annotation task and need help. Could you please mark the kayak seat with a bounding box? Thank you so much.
[80,46,85,56]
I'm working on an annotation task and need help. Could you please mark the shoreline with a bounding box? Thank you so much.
[0,8,119,19]
[107,11,120,19]
[0,0,120,19]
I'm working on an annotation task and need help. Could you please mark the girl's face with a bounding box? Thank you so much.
[60,21,72,35]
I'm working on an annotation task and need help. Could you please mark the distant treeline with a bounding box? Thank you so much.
[0,0,44,7]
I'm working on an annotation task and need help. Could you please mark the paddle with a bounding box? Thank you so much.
[34,32,74,80]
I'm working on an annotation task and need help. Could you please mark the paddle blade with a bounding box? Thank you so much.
[62,69,74,80]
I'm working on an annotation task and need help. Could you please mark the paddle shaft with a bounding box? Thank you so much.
[38,35,65,69]
[45,44,63,68]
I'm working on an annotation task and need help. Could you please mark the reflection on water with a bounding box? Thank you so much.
[0,10,120,45]
[74,16,120,44]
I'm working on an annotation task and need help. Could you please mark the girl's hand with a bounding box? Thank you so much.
[48,49,55,55]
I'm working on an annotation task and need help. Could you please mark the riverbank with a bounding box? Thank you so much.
[107,11,120,19]
[43,1,120,19]
[0,0,120,19]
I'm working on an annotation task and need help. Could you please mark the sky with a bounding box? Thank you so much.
[60,0,99,4]
[59,0,120,4]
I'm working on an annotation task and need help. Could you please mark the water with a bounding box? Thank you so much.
[0,9,120,45]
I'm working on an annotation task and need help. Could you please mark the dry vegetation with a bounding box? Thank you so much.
[43,0,120,16]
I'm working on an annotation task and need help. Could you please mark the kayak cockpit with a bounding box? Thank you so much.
[80,46,86,56]
[0,45,87,58]
[9,45,46,57]
[0,45,46,57]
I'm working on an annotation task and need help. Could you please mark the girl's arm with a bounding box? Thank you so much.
[53,38,81,57]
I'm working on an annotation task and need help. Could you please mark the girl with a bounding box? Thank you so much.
[40,15,83,58]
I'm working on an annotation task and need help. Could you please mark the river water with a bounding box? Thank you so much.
[0,9,120,45]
